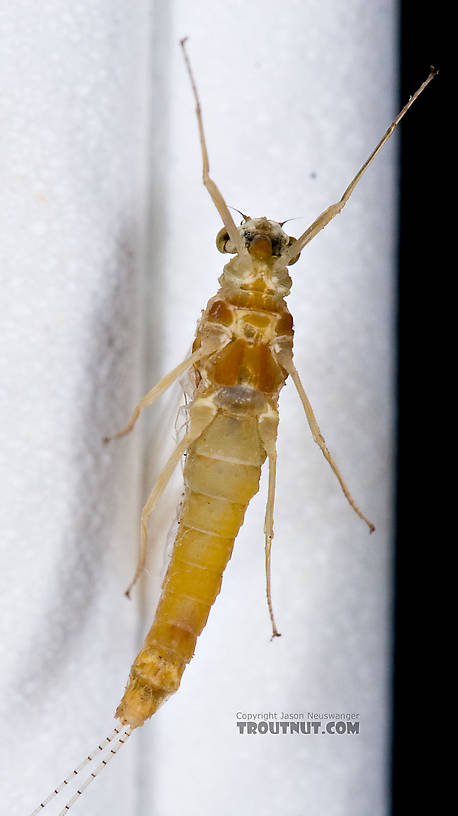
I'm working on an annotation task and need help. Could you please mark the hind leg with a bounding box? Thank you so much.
[258,413,281,639]
[125,399,217,598]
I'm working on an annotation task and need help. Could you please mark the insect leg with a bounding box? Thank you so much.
[180,38,246,257]
[258,413,281,639]
[278,67,438,267]
[125,399,217,597]
[277,353,375,532]
[104,348,205,442]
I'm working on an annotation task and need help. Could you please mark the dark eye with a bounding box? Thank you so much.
[270,238,281,256]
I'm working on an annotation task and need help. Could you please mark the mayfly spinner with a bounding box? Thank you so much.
[27,40,437,815]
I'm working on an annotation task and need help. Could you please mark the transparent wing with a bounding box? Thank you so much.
[141,350,195,591]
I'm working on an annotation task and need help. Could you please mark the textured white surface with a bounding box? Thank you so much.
[1,1,396,815]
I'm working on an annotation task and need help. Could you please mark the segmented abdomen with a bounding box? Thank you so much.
[116,284,294,729]
[116,410,266,728]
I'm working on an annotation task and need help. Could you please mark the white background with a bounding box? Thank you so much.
[1,1,396,814]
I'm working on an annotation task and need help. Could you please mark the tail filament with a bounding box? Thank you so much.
[28,726,132,816]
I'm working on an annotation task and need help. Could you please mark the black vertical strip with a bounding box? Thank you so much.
[393,4,443,814]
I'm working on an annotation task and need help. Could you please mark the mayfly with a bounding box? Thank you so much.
[27,40,437,815]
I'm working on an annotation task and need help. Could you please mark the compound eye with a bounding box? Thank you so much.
[286,235,301,265]
[216,227,236,254]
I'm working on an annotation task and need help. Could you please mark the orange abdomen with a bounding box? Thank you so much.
[116,281,293,728]
[116,411,266,728]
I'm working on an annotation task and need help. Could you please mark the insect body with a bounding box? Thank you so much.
[27,40,437,815]
[117,218,300,727]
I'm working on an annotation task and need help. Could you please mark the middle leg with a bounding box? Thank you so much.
[280,354,375,533]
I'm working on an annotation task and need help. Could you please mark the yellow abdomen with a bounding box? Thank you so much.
[116,410,266,728]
